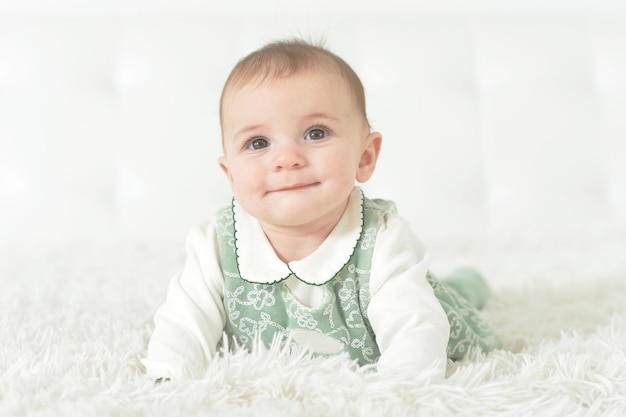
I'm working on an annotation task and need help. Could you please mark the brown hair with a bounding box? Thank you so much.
[219,38,370,133]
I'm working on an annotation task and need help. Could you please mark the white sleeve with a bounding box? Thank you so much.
[368,215,450,382]
[141,220,226,379]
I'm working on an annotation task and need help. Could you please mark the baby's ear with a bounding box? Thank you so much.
[218,156,234,184]
[218,155,228,174]
[356,132,382,183]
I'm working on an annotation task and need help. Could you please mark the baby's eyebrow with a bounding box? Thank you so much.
[304,112,340,122]
[233,124,264,138]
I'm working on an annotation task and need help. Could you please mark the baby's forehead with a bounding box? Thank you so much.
[229,64,346,94]
[221,69,355,116]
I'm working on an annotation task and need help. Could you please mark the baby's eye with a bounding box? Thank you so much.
[305,128,327,141]
[247,137,269,150]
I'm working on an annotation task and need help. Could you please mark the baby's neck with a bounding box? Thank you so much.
[261,221,337,264]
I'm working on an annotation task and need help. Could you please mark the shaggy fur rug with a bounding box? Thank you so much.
[2,228,626,416]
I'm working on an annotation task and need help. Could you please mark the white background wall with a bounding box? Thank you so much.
[1,0,625,243]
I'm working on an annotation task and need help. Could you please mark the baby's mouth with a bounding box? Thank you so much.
[273,182,319,192]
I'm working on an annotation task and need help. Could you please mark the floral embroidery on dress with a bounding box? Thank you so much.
[360,227,377,251]
[247,285,276,310]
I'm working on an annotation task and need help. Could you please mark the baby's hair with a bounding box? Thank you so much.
[219,38,370,132]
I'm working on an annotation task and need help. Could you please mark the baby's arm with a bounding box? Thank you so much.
[368,215,450,381]
[142,222,226,380]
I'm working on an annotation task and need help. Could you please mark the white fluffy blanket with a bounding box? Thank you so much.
[2,229,626,416]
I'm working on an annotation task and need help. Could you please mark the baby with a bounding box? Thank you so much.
[142,39,501,382]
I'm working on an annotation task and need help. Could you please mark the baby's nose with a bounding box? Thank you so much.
[272,144,306,170]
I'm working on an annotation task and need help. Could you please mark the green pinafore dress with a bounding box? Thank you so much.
[215,194,501,365]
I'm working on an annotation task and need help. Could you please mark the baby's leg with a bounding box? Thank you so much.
[440,267,489,310]
[426,270,502,358]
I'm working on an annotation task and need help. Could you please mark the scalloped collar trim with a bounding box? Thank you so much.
[232,187,364,286]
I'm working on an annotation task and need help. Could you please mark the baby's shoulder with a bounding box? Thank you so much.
[214,202,233,218]
[363,196,398,216]
[362,196,400,231]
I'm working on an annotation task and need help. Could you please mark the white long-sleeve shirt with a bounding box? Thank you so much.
[142,187,449,381]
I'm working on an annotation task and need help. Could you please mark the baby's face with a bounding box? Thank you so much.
[219,69,380,231]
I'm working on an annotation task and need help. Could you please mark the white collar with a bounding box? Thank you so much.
[232,187,364,286]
